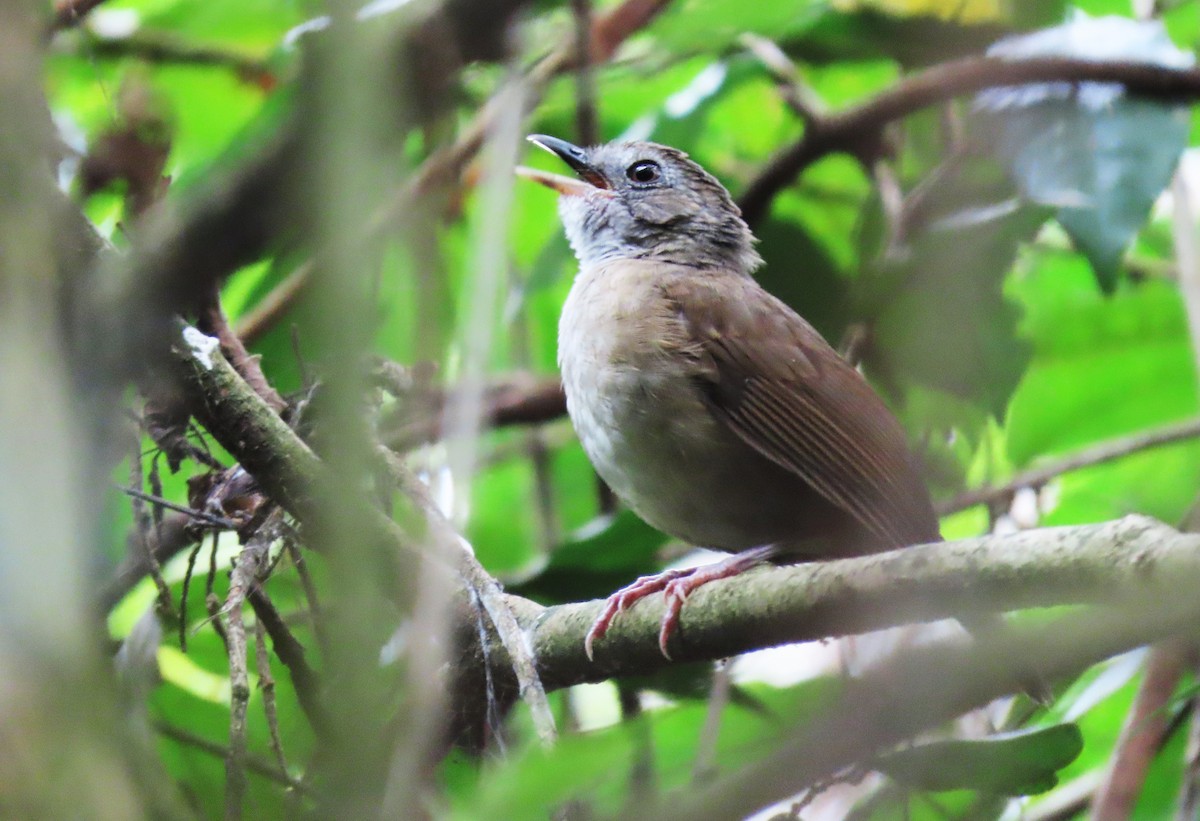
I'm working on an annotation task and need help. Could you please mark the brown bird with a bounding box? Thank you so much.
[519,136,945,661]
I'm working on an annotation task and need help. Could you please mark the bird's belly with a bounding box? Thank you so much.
[565,360,817,551]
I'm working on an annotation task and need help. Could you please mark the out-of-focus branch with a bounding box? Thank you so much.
[569,0,599,145]
[405,0,674,207]
[738,56,1200,227]
[664,600,1198,821]
[1091,641,1193,821]
[936,416,1200,516]
[170,323,555,744]
[66,33,275,85]
[381,375,566,451]
[235,261,312,347]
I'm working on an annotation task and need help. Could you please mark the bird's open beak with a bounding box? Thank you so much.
[516,134,613,197]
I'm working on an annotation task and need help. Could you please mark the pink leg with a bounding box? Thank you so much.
[584,545,779,661]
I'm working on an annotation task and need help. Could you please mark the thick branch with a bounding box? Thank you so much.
[167,322,417,602]
[738,56,1200,226]
[494,516,1200,690]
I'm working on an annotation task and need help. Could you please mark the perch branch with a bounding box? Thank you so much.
[490,515,1200,690]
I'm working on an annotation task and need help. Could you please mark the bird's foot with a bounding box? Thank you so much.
[584,546,778,661]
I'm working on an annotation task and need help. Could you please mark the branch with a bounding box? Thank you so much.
[937,416,1200,516]
[1091,641,1192,820]
[68,33,274,85]
[491,516,1200,690]
[380,375,566,451]
[169,323,555,743]
[153,720,303,791]
[167,321,1200,689]
[405,0,673,206]
[738,56,1200,227]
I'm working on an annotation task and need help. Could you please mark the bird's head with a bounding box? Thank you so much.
[519,135,762,274]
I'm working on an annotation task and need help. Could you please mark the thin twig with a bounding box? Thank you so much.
[69,32,273,83]
[255,620,290,780]
[1178,686,1200,819]
[378,445,558,745]
[199,284,286,413]
[247,585,328,736]
[235,261,312,347]
[128,433,174,613]
[936,417,1200,516]
[403,0,674,210]
[569,0,599,145]
[180,539,204,652]
[283,535,326,649]
[1092,642,1191,820]
[118,484,238,529]
[739,33,825,122]
[153,720,304,791]
[222,515,278,821]
[381,375,566,452]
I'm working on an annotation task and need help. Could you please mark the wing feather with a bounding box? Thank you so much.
[665,275,939,548]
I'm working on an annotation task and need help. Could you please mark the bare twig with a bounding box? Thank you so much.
[198,284,286,413]
[378,445,558,745]
[235,262,313,347]
[255,621,290,780]
[180,538,204,651]
[247,586,328,736]
[222,514,278,821]
[569,0,599,145]
[153,720,303,790]
[69,33,274,84]
[118,485,238,529]
[738,56,1200,227]
[936,416,1200,516]
[404,0,674,208]
[381,374,566,451]
[1178,673,1200,819]
[128,434,173,613]
[739,33,825,122]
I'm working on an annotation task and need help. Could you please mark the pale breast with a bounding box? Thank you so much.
[558,261,817,550]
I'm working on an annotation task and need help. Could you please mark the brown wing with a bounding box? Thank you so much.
[664,274,940,548]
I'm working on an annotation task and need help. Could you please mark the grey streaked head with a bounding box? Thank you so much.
[523,135,762,275]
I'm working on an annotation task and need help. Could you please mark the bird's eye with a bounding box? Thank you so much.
[626,160,662,184]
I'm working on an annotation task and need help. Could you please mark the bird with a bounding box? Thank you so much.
[517,135,966,664]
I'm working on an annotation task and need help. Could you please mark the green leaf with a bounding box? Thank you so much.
[1006,254,1199,465]
[864,190,1046,416]
[450,678,839,821]
[974,14,1194,290]
[874,724,1084,796]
